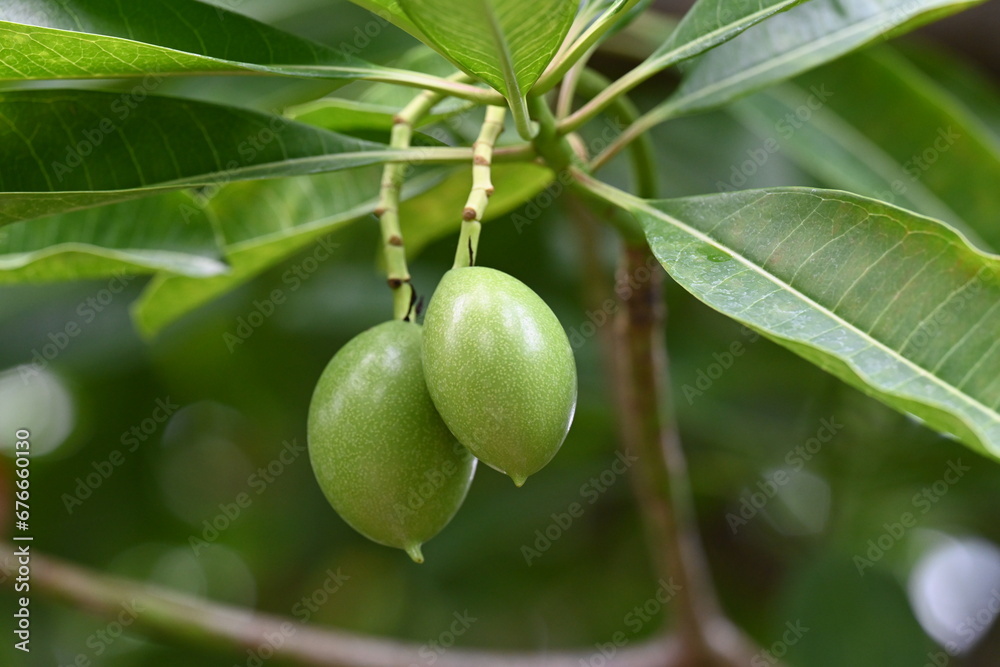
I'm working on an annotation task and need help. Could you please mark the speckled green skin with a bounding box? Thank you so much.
[307,321,475,561]
[422,267,577,485]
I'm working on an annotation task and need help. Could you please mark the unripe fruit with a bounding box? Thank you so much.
[422,267,577,486]
[307,320,475,562]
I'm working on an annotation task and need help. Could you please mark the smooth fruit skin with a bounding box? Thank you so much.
[307,320,475,562]
[422,267,577,485]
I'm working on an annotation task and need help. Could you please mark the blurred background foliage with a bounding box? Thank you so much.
[3,1,1000,665]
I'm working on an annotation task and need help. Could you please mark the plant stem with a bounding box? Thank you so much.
[533,0,645,95]
[376,80,465,319]
[590,102,677,173]
[452,105,506,269]
[525,84,757,661]
[526,94,585,174]
[574,68,658,199]
[572,173,767,666]
[284,66,505,105]
[0,545,687,667]
[558,62,655,134]
[555,56,590,119]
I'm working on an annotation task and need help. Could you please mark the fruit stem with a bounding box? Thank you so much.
[452,105,506,270]
[377,75,468,320]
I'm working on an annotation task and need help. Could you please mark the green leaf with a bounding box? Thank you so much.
[648,0,805,69]
[396,0,576,134]
[728,47,1000,254]
[0,89,405,224]
[0,191,224,282]
[631,188,1000,459]
[0,0,355,80]
[344,0,426,40]
[131,167,445,337]
[399,162,553,258]
[898,42,1000,146]
[660,0,985,118]
[288,97,472,135]
[397,0,575,95]
[0,2,498,100]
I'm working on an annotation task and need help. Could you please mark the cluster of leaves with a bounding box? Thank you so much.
[1,0,998,465]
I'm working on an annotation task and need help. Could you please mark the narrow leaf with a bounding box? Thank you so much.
[631,188,1000,459]
[0,2,477,96]
[396,0,576,111]
[131,167,445,337]
[0,90,401,223]
[345,0,426,39]
[0,0,360,80]
[0,191,225,282]
[661,0,985,118]
[399,162,553,258]
[648,0,806,69]
[729,47,1000,254]
[898,43,1000,146]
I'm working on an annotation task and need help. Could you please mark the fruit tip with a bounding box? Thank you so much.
[512,474,527,487]
[406,544,425,563]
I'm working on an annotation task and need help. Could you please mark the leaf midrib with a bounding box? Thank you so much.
[670,6,932,111]
[652,0,801,66]
[635,194,1000,434]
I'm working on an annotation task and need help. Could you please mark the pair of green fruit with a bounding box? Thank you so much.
[307,267,577,562]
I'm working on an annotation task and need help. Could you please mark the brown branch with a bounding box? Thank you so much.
[0,544,683,667]
[606,243,761,666]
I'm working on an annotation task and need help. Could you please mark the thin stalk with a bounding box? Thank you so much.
[453,105,506,269]
[571,171,767,665]
[0,544,686,667]
[376,82,458,319]
[555,54,589,120]
[526,96,642,241]
[534,0,644,95]
[574,68,657,199]
[590,102,677,172]
[558,62,656,133]
[280,66,505,105]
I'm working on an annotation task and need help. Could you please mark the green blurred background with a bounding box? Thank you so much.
[3,1,1000,665]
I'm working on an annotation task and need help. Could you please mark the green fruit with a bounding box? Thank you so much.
[307,320,475,562]
[422,267,577,486]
